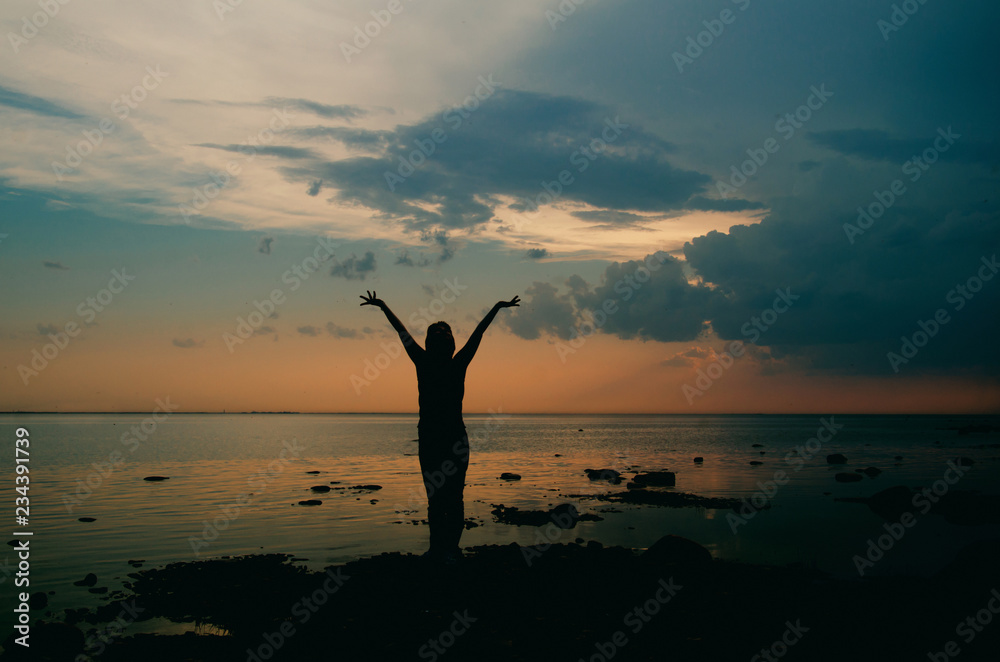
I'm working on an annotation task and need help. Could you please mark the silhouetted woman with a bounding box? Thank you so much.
[360,290,520,562]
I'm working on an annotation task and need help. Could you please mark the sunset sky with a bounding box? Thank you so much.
[1,0,997,413]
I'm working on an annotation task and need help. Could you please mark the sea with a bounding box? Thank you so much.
[1,413,998,637]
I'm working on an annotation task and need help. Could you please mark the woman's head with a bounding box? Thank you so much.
[425,321,455,358]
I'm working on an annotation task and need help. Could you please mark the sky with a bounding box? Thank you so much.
[0,0,998,414]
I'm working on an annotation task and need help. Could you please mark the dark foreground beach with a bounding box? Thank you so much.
[6,530,1000,662]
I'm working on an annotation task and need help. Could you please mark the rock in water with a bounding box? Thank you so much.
[835,472,863,483]
[630,471,676,487]
[73,573,97,587]
[499,473,522,481]
[826,454,848,464]
[693,457,704,463]
[143,476,170,481]
[862,467,882,477]
[584,468,622,484]
[298,500,322,506]
[310,485,331,493]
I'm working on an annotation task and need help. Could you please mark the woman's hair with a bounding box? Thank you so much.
[425,321,455,357]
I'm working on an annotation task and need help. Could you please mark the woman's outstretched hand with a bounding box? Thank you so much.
[359,290,386,309]
[497,295,520,308]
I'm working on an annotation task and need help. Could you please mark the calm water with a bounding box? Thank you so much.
[1,413,998,636]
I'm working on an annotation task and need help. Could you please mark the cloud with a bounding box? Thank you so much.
[297,325,321,336]
[682,197,767,213]
[396,250,431,268]
[172,97,368,122]
[571,210,658,230]
[292,126,391,151]
[37,323,59,336]
[525,248,550,259]
[330,251,376,280]
[0,84,84,119]
[307,180,323,196]
[662,346,712,367]
[257,235,274,254]
[282,89,754,242]
[502,281,580,341]
[43,261,69,270]
[504,252,720,343]
[808,128,999,166]
[196,143,318,160]
[172,338,203,348]
[326,322,359,338]
[262,98,368,121]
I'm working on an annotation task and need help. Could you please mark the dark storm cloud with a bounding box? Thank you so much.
[504,252,720,343]
[307,180,323,196]
[172,338,203,348]
[525,248,549,259]
[257,236,274,254]
[282,89,755,238]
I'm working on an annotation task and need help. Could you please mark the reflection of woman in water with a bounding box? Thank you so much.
[360,290,520,563]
